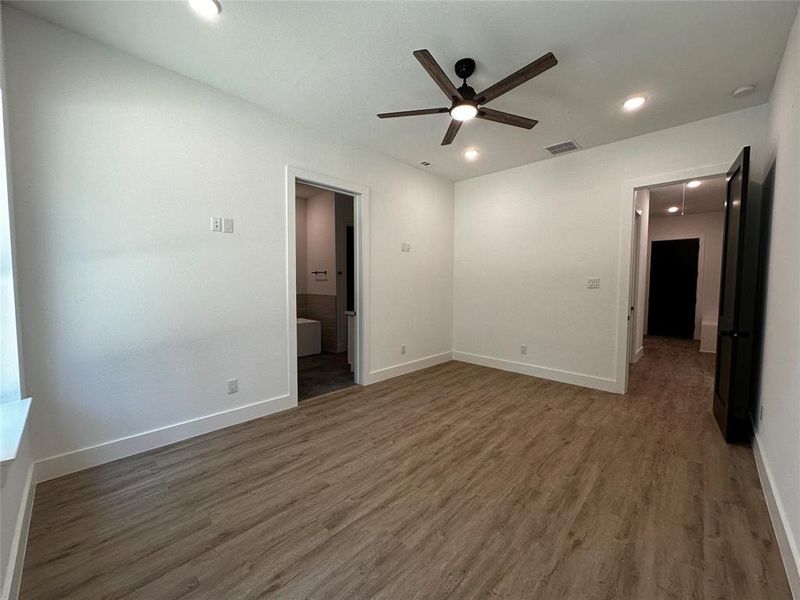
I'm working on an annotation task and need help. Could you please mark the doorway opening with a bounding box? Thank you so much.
[627,174,727,366]
[288,168,369,403]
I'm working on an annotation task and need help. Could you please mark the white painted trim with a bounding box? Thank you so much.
[753,434,800,598]
[367,352,452,384]
[285,166,370,402]
[617,163,729,394]
[453,351,617,393]
[632,346,644,363]
[0,397,31,464]
[1,462,35,600]
[35,393,293,483]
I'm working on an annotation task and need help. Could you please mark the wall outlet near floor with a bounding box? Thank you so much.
[587,278,600,289]
[400,344,406,355]
[520,344,527,355]
[227,378,238,394]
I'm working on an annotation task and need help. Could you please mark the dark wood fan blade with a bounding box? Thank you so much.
[441,119,462,145]
[476,52,557,104]
[478,108,538,129]
[413,49,462,101]
[377,108,449,118]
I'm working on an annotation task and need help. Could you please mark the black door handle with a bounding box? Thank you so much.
[720,330,751,339]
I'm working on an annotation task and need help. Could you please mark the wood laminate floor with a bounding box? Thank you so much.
[20,338,791,599]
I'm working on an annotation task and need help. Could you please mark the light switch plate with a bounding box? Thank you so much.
[227,378,238,394]
[223,218,234,233]
[587,278,600,289]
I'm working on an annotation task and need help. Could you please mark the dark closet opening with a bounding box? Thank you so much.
[647,238,699,338]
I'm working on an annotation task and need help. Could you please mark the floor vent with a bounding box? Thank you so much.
[544,140,580,156]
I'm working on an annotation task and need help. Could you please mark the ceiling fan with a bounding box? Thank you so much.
[377,49,557,146]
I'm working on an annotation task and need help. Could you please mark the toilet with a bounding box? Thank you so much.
[297,318,321,357]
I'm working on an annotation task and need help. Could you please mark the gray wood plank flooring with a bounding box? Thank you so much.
[19,337,791,599]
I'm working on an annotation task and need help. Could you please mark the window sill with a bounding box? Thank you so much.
[0,397,32,465]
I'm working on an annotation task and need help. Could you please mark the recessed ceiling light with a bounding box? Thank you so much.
[450,102,478,122]
[188,0,221,19]
[667,206,680,213]
[686,180,702,188]
[464,149,480,161]
[622,96,646,112]
[732,85,756,98]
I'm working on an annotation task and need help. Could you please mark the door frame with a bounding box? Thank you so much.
[617,162,728,393]
[627,209,642,363]
[286,166,370,404]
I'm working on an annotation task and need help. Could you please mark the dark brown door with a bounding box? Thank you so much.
[647,238,699,338]
[713,147,766,442]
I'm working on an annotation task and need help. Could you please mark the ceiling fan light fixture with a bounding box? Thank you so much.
[464,149,480,161]
[188,0,221,19]
[450,102,478,122]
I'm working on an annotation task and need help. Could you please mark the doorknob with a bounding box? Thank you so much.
[720,330,751,339]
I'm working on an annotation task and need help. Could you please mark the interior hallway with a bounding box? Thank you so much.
[19,339,790,599]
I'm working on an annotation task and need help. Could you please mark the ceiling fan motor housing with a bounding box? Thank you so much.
[454,58,476,80]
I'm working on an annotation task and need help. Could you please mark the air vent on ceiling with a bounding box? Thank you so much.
[417,160,433,167]
[544,139,580,156]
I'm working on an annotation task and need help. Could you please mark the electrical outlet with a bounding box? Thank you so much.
[223,218,234,233]
[587,278,600,289]
[401,242,411,253]
[211,216,222,232]
[520,345,527,355]
[227,378,238,394]
[400,344,406,355]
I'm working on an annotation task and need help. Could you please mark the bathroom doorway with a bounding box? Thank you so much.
[288,168,368,403]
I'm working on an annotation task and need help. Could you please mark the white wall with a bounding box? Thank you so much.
[303,191,336,296]
[646,211,724,340]
[453,105,767,392]
[3,8,454,466]
[755,6,800,595]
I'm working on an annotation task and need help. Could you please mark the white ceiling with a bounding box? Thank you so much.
[12,1,798,181]
[295,182,328,200]
[648,176,727,218]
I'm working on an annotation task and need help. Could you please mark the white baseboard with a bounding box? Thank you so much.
[1,462,36,600]
[753,433,800,598]
[632,346,644,363]
[452,351,618,393]
[36,394,295,483]
[367,351,453,384]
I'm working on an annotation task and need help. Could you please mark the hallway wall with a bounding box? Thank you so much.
[454,105,767,392]
[754,6,800,595]
[646,211,724,341]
